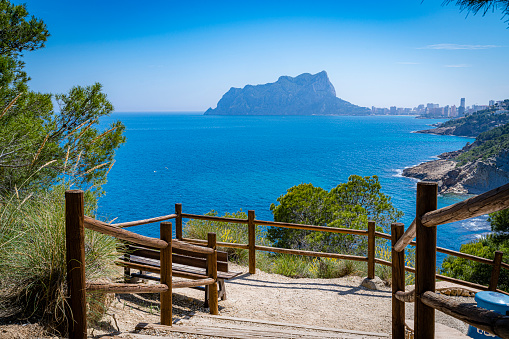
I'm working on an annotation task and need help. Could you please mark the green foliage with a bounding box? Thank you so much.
[443,0,509,25]
[0,185,121,330]
[441,234,509,292]
[488,208,509,233]
[455,123,509,166]
[184,210,268,264]
[268,175,403,256]
[438,108,508,137]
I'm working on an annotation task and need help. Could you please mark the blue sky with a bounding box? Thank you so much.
[19,0,509,112]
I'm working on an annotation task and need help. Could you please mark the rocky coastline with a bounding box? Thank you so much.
[402,149,509,194]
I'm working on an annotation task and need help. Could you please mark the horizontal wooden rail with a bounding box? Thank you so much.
[436,247,495,266]
[181,213,248,224]
[182,237,250,250]
[172,278,215,289]
[84,216,168,249]
[172,239,215,254]
[422,182,509,227]
[421,291,509,338]
[375,258,416,273]
[254,219,369,236]
[374,231,391,240]
[393,219,416,252]
[395,290,415,303]
[254,245,368,262]
[113,214,177,228]
[86,282,169,294]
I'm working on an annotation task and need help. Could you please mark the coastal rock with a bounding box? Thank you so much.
[204,71,370,116]
[402,152,509,194]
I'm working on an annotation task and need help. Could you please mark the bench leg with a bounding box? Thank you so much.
[218,279,226,301]
[204,285,209,308]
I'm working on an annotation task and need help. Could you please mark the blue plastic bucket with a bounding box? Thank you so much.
[467,291,509,338]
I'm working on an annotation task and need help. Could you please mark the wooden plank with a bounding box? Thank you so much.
[415,182,438,338]
[65,190,87,339]
[193,314,390,337]
[181,213,248,224]
[253,219,369,236]
[421,182,509,227]
[368,221,375,279]
[172,239,215,254]
[436,246,494,266]
[374,231,391,240]
[173,245,229,262]
[86,282,169,293]
[84,216,168,249]
[421,291,509,339]
[248,210,256,274]
[392,222,405,339]
[160,222,172,326]
[135,323,386,339]
[393,219,416,252]
[435,274,489,291]
[112,214,177,228]
[255,245,368,262]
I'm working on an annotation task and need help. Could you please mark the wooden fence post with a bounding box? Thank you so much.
[160,222,172,326]
[65,190,87,339]
[489,251,503,291]
[248,210,256,274]
[175,204,182,240]
[207,232,219,315]
[415,182,438,339]
[392,222,405,339]
[368,221,375,279]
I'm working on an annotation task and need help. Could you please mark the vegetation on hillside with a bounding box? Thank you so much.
[455,123,509,165]
[438,108,508,137]
[441,209,509,292]
[0,0,125,333]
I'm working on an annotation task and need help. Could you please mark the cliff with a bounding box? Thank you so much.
[403,122,509,194]
[204,71,370,116]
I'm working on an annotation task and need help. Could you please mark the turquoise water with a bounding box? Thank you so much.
[98,113,488,262]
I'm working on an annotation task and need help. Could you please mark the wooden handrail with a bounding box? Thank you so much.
[421,291,509,339]
[181,213,248,224]
[395,290,415,303]
[422,182,509,227]
[254,245,368,262]
[254,219,369,236]
[86,282,169,294]
[84,216,168,249]
[182,237,250,250]
[113,214,177,228]
[173,278,215,289]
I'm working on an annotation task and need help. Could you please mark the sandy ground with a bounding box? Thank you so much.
[0,263,474,338]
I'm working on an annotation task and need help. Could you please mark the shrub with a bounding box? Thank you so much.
[0,185,121,333]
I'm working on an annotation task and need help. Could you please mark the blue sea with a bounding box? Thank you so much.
[98,113,490,263]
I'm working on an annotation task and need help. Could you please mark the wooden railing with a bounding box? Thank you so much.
[391,182,509,339]
[66,181,509,338]
[65,190,218,339]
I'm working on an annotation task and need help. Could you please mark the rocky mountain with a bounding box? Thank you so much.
[204,71,370,116]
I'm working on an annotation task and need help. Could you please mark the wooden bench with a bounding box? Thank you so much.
[118,242,242,306]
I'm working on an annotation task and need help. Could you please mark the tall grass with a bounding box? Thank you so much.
[0,184,121,333]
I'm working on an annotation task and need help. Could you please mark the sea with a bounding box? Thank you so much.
[98,113,490,265]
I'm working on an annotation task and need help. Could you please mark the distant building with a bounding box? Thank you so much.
[459,98,466,116]
[489,100,495,107]
[390,106,397,115]
[451,105,457,117]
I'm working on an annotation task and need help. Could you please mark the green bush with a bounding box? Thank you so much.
[441,234,509,292]
[0,185,121,332]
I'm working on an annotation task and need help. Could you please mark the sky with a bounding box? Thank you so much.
[17,0,509,112]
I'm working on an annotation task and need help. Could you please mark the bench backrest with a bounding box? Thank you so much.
[126,244,229,272]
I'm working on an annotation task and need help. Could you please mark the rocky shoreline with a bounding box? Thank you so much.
[402,150,509,194]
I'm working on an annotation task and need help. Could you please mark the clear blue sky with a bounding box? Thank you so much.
[18,0,509,112]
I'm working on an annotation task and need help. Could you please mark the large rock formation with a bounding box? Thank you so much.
[204,71,370,116]
[402,151,509,194]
